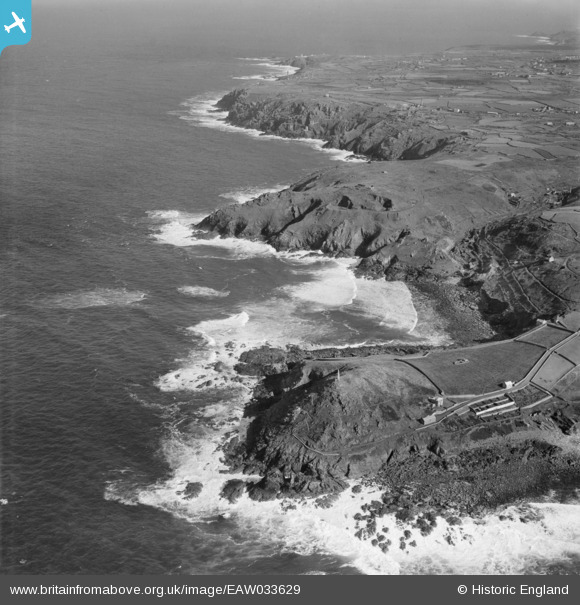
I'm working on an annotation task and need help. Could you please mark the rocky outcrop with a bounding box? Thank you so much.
[208,51,580,506]
[199,159,517,264]
[225,355,438,499]
[219,479,247,504]
[454,205,580,334]
[224,343,580,502]
[178,481,203,500]
[199,159,579,332]
[217,89,464,161]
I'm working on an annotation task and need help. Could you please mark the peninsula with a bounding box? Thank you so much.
[197,34,580,530]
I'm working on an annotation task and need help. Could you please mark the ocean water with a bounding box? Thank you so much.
[1,3,579,576]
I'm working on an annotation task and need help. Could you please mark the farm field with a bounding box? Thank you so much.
[557,336,580,365]
[402,341,545,395]
[517,325,572,348]
[532,354,576,390]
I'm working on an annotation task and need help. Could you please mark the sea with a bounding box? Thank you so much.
[1,2,579,576]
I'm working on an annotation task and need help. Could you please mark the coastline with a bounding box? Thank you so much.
[174,51,580,568]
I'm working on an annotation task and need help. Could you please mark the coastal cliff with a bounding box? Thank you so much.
[199,160,580,334]
[202,48,580,511]
[217,88,464,161]
[222,335,580,507]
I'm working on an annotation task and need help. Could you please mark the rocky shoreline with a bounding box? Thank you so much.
[195,45,580,520]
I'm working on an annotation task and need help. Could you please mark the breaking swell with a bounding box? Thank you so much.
[105,209,442,574]
[177,92,366,163]
[110,212,580,574]
[106,59,580,575]
[108,322,580,575]
[105,289,580,575]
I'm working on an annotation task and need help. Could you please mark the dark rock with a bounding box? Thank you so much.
[395,508,413,522]
[219,479,246,504]
[179,482,203,500]
[199,64,580,511]
[218,89,462,162]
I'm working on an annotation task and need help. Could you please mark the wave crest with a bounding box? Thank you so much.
[38,288,146,309]
[178,286,230,299]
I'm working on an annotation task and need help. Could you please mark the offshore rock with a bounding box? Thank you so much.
[219,479,247,504]
[179,482,203,500]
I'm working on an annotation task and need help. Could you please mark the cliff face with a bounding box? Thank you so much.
[217,89,464,161]
[207,51,580,506]
[224,346,580,502]
[199,160,580,331]
[208,166,580,502]
[225,355,438,498]
[199,159,521,265]
[455,200,580,333]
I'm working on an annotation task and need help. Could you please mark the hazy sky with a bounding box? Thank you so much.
[33,0,579,14]
[28,0,580,56]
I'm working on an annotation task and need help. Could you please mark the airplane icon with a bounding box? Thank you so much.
[4,12,26,34]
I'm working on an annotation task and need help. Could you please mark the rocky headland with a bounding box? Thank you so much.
[199,41,580,518]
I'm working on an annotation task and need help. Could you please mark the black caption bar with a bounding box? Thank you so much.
[1,576,578,604]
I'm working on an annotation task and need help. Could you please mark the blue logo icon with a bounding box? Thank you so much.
[1,0,31,56]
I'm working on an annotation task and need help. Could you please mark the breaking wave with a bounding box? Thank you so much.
[281,259,358,309]
[177,94,366,163]
[351,278,418,333]
[110,52,573,573]
[149,209,276,258]
[38,288,146,309]
[106,226,574,573]
[398,498,580,574]
[219,184,288,205]
[178,286,230,299]
[232,58,300,81]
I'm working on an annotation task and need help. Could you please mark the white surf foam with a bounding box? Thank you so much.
[281,258,358,309]
[178,286,230,299]
[109,262,436,573]
[185,237,277,258]
[178,94,365,163]
[351,278,418,333]
[155,296,331,394]
[111,389,401,574]
[149,209,276,258]
[126,216,449,573]
[232,60,300,81]
[107,281,448,575]
[516,35,555,45]
[219,184,288,205]
[391,499,580,575]
[282,263,420,336]
[39,288,146,310]
[148,210,207,247]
